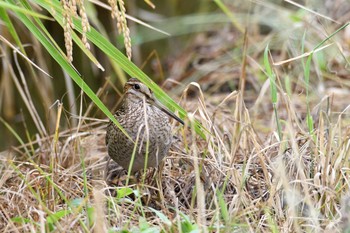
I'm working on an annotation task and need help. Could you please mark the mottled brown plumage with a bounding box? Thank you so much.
[106,78,183,173]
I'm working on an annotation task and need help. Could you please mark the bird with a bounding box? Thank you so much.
[106,78,184,174]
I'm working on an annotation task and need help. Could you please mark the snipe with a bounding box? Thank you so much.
[106,78,184,174]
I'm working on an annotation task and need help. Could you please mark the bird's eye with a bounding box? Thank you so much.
[134,84,140,90]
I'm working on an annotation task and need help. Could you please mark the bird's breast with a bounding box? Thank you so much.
[117,103,171,138]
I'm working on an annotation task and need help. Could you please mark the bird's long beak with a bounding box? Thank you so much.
[152,99,184,125]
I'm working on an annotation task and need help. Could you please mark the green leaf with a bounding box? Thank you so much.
[47,209,71,224]
[264,45,277,104]
[177,211,199,233]
[0,117,30,155]
[87,206,95,227]
[33,0,207,139]
[0,1,51,19]
[9,0,130,141]
[217,191,229,225]
[148,207,172,226]
[11,216,31,224]
[264,45,282,140]
[0,7,22,48]
[116,187,134,199]
[47,209,71,230]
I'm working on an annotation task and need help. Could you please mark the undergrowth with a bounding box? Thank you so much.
[1,0,350,232]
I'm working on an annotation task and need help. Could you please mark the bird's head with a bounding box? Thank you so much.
[123,78,184,125]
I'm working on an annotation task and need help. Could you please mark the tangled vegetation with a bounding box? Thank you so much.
[1,0,350,232]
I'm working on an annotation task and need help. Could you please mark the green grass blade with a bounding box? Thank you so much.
[213,0,243,33]
[264,45,277,104]
[34,0,207,139]
[0,117,30,156]
[9,0,130,140]
[264,45,282,140]
[304,55,314,134]
[0,1,51,19]
[0,7,23,49]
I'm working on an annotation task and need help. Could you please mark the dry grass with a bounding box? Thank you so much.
[1,76,350,232]
[1,0,350,232]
